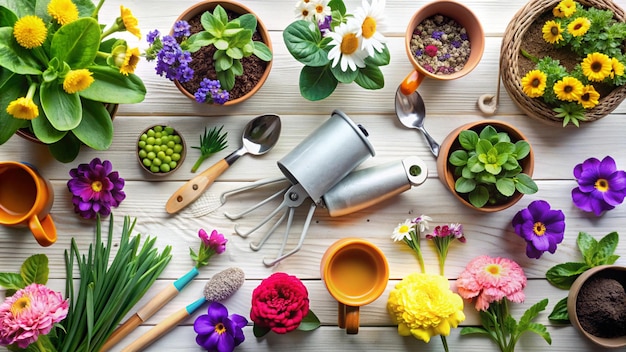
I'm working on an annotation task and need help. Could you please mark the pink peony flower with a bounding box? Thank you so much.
[250,272,309,334]
[0,283,68,348]
[455,255,527,311]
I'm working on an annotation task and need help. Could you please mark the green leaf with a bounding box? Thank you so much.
[40,81,82,131]
[217,69,235,91]
[592,231,619,266]
[201,10,225,37]
[0,272,25,290]
[546,262,589,289]
[237,13,257,31]
[548,297,570,323]
[449,150,468,166]
[187,31,216,51]
[0,6,18,27]
[469,185,489,208]
[354,65,384,89]
[364,45,390,66]
[50,17,100,69]
[525,322,552,344]
[514,173,538,194]
[253,324,271,337]
[47,132,81,163]
[460,326,491,336]
[577,231,598,264]
[0,69,29,144]
[79,65,146,104]
[496,177,516,196]
[226,46,243,60]
[0,27,42,74]
[297,310,321,331]
[32,106,67,144]
[253,41,272,61]
[283,20,329,67]
[514,140,530,159]
[455,177,476,193]
[331,63,358,83]
[72,99,113,150]
[300,64,337,101]
[479,125,499,140]
[21,254,49,285]
[518,298,548,329]
[230,59,243,76]
[458,130,478,150]
[476,139,493,155]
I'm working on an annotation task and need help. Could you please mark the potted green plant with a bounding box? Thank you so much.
[145,0,273,105]
[436,120,538,212]
[0,0,147,162]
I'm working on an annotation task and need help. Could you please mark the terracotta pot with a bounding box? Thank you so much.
[567,265,626,348]
[435,120,534,212]
[173,0,272,105]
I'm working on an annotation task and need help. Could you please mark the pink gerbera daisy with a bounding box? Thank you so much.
[455,255,527,311]
[0,284,68,348]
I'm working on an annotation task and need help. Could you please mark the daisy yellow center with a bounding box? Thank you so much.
[399,224,410,233]
[591,61,603,73]
[91,180,103,192]
[11,296,30,316]
[550,26,559,36]
[533,222,546,236]
[531,78,541,87]
[13,15,47,49]
[315,4,325,14]
[485,264,501,276]
[340,33,359,55]
[215,322,226,334]
[362,17,377,39]
[564,85,573,93]
[595,178,609,192]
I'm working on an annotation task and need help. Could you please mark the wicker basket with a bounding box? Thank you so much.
[500,0,626,126]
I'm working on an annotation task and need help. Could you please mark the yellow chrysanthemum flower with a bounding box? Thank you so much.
[13,16,47,49]
[542,20,563,44]
[120,6,141,39]
[557,0,577,17]
[610,57,625,79]
[48,0,79,25]
[521,70,547,98]
[6,97,39,120]
[63,69,94,94]
[119,47,141,75]
[387,273,465,343]
[581,52,612,82]
[567,17,590,37]
[554,76,583,102]
[578,85,600,109]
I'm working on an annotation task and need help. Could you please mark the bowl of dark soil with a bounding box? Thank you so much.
[568,265,626,348]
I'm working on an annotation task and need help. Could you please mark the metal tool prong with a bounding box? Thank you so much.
[262,203,316,267]
[219,177,288,204]
[224,188,287,220]
[233,200,288,238]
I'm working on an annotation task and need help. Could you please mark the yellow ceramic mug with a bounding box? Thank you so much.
[400,0,485,95]
[0,162,57,246]
[321,238,389,334]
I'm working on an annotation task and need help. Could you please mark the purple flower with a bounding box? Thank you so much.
[318,15,332,35]
[153,35,194,83]
[431,30,444,40]
[512,200,565,259]
[147,29,160,44]
[67,158,125,219]
[194,302,247,352]
[572,156,626,216]
[173,20,191,38]
[195,78,230,104]
[191,229,228,268]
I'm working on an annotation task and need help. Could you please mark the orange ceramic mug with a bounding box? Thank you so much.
[400,0,485,95]
[321,238,389,334]
[0,162,57,246]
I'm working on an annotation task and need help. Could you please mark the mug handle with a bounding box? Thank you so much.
[29,214,57,247]
[345,304,360,334]
[400,70,425,96]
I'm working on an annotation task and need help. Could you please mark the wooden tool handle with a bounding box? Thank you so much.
[121,307,189,352]
[165,159,229,214]
[101,314,143,352]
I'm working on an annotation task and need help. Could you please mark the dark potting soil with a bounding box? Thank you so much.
[179,10,268,101]
[576,273,626,338]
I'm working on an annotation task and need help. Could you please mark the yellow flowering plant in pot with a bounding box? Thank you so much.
[0,0,146,162]
[518,0,626,127]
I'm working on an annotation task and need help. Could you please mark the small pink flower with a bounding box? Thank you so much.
[207,229,227,254]
[456,255,527,311]
[0,284,68,348]
[192,229,227,268]
[424,45,438,57]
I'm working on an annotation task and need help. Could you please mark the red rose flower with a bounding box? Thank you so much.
[250,272,309,334]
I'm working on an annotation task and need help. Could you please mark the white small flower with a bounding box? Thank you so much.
[392,219,413,242]
[310,0,331,22]
[353,0,387,56]
[295,0,315,20]
[414,214,432,233]
[327,20,368,72]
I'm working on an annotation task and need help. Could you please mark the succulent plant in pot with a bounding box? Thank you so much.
[437,121,538,211]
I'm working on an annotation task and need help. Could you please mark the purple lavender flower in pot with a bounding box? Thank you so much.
[512,200,565,259]
[67,158,125,219]
[572,156,626,216]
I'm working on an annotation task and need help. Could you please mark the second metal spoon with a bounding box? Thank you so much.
[394,87,440,157]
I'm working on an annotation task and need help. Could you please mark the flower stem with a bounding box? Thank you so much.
[191,155,208,173]
[35,338,47,352]
[520,48,539,64]
[440,335,449,352]
[92,0,105,18]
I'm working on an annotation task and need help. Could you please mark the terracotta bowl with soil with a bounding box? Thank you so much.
[568,265,626,348]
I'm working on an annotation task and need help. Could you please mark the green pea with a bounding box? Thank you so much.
[138,150,147,159]
[144,144,153,152]
[160,163,171,173]
[157,151,166,160]
[147,129,155,137]
[173,144,183,153]
[165,148,174,156]
[154,125,163,133]
[163,156,172,164]
[155,138,162,145]
[152,158,162,166]
[138,140,146,149]
[171,153,181,161]
[164,126,174,135]
[173,135,181,144]
[147,151,156,160]
[140,133,148,141]
[146,136,155,145]
[150,165,160,173]
[143,158,151,167]
[169,161,177,169]
[155,132,162,139]
[167,140,175,148]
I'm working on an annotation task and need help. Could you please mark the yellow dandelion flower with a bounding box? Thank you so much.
[521,70,547,98]
[120,47,141,75]
[557,0,577,17]
[48,0,79,25]
[554,76,583,102]
[610,57,625,79]
[567,17,590,37]
[120,6,141,39]
[13,16,47,49]
[581,52,612,82]
[6,97,39,120]
[63,69,94,94]
[578,85,600,109]
[542,20,563,44]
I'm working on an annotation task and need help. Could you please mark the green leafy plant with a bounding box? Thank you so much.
[191,125,228,172]
[0,0,146,162]
[546,231,619,323]
[283,0,390,101]
[186,4,272,91]
[449,125,538,208]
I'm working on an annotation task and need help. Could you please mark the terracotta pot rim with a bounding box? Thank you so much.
[172,0,273,106]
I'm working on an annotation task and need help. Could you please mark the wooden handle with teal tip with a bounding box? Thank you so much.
[101,267,199,352]
[120,296,207,352]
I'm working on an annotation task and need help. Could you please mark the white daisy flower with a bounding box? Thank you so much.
[311,0,331,22]
[392,219,414,242]
[327,20,368,72]
[353,0,387,56]
[295,0,315,20]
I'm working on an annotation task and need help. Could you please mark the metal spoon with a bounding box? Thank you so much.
[395,87,440,157]
[166,114,281,214]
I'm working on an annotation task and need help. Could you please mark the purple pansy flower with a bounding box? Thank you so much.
[572,156,626,216]
[512,200,565,259]
[318,15,332,35]
[67,158,125,219]
[194,302,247,352]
